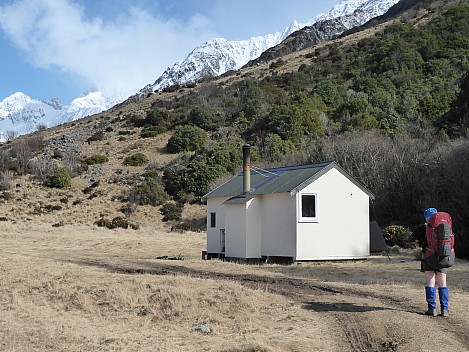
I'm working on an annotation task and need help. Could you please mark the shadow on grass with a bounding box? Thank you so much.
[303,301,398,313]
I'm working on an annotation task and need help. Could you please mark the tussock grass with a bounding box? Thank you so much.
[0,222,336,352]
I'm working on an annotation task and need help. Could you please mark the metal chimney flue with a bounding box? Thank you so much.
[242,144,251,194]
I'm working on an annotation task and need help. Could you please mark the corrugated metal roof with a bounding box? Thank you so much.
[203,161,374,200]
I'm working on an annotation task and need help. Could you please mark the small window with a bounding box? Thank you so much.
[210,212,216,228]
[298,193,317,222]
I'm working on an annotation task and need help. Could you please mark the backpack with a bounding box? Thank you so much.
[425,212,455,269]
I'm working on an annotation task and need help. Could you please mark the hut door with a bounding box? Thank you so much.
[220,229,226,253]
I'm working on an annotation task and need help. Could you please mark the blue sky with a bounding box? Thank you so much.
[0,0,339,104]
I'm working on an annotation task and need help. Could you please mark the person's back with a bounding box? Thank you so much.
[422,207,451,317]
[425,211,455,269]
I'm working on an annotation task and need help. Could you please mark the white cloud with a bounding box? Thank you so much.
[0,0,216,98]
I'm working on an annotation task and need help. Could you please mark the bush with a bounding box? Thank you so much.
[260,133,297,162]
[95,216,139,230]
[145,109,170,127]
[269,58,286,70]
[160,202,183,222]
[163,155,224,199]
[166,125,207,153]
[188,107,218,131]
[162,137,249,199]
[382,225,412,247]
[123,153,148,167]
[86,131,105,143]
[83,154,109,165]
[171,221,199,232]
[141,126,166,138]
[128,170,169,206]
[44,168,72,188]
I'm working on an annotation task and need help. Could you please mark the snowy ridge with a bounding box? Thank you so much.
[144,21,304,93]
[0,92,122,142]
[144,0,399,93]
[313,0,399,22]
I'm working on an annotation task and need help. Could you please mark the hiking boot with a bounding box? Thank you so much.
[425,286,437,316]
[425,308,437,317]
[438,287,449,318]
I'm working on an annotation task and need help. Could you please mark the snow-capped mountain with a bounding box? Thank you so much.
[313,0,399,22]
[246,0,400,67]
[143,21,304,93]
[0,92,122,142]
[144,0,400,93]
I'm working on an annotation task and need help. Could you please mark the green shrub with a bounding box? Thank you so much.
[162,137,250,199]
[83,154,109,165]
[188,107,218,131]
[160,202,183,222]
[141,126,166,138]
[44,168,72,188]
[260,133,297,162]
[166,125,207,153]
[163,156,224,198]
[382,225,412,247]
[146,109,170,126]
[123,153,148,167]
[171,221,199,232]
[129,171,169,206]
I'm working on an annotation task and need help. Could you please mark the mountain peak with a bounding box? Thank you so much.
[143,0,399,93]
[0,91,121,142]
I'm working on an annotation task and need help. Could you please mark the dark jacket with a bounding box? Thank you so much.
[411,225,427,250]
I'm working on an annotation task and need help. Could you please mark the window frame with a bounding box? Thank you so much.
[298,192,318,223]
[210,212,216,228]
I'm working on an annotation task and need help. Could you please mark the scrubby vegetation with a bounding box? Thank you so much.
[1,1,468,257]
[160,202,183,222]
[166,125,208,153]
[128,169,169,206]
[95,216,140,230]
[44,168,72,189]
[83,154,109,165]
[123,153,149,167]
[382,225,412,248]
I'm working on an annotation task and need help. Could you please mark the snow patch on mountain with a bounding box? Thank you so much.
[313,0,399,22]
[0,92,122,142]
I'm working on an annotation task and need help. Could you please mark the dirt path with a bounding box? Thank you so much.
[58,257,469,352]
[1,223,468,351]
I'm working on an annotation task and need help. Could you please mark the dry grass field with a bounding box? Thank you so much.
[1,221,469,352]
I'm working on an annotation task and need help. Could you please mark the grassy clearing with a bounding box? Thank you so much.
[0,222,337,352]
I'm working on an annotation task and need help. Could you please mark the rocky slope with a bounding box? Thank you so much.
[244,0,400,67]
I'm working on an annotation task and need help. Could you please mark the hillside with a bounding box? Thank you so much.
[0,0,468,258]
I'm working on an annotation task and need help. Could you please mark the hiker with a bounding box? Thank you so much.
[421,207,455,317]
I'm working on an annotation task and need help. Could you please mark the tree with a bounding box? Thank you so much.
[166,125,208,153]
